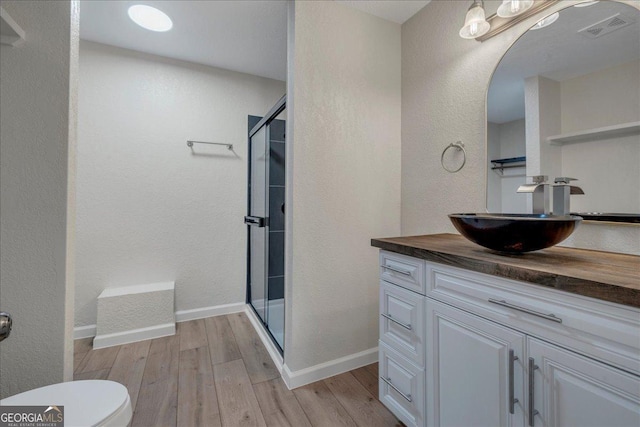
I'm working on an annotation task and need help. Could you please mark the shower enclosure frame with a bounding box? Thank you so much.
[246,94,286,355]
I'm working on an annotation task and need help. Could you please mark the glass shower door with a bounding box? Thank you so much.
[246,126,268,323]
[246,95,286,354]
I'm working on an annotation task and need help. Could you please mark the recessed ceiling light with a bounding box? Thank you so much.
[128,5,173,32]
[530,12,559,30]
[574,1,599,7]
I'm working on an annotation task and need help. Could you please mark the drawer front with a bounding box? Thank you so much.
[379,341,425,427]
[380,251,426,295]
[380,281,425,366]
[425,261,640,375]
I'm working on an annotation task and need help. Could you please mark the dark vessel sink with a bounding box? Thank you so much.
[449,213,582,253]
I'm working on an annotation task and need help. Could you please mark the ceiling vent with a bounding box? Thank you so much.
[578,13,634,39]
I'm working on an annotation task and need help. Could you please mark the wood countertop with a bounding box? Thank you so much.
[371,233,640,308]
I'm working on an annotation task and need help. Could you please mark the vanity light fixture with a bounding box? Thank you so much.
[530,12,559,30]
[128,4,173,32]
[459,0,490,39]
[497,0,534,18]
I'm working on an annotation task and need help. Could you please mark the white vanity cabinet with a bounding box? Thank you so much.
[528,337,640,427]
[427,299,526,427]
[378,251,427,427]
[377,249,640,427]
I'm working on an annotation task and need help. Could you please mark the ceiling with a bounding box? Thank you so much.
[80,1,430,82]
[488,1,640,124]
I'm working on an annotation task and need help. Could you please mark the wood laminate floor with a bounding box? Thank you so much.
[74,312,402,427]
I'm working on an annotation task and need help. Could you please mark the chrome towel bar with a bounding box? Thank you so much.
[187,140,233,150]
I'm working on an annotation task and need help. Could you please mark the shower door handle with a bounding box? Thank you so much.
[244,216,265,227]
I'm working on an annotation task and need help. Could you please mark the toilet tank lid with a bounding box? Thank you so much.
[0,380,130,426]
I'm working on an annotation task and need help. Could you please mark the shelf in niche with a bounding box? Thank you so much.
[491,156,526,175]
[0,6,25,47]
[547,121,640,145]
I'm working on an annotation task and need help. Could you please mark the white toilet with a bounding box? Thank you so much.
[0,380,132,427]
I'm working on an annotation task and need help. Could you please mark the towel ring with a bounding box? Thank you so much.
[441,141,466,173]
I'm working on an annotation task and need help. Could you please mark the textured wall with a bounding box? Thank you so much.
[401,0,640,255]
[287,0,401,371]
[0,0,77,398]
[75,42,285,327]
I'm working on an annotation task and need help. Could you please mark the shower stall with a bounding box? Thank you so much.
[245,95,286,353]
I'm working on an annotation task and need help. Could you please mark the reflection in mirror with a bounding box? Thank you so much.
[487,1,640,221]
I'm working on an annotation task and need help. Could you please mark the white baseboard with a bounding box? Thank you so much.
[74,302,246,340]
[244,305,284,372]
[76,301,376,392]
[175,302,246,323]
[74,324,97,340]
[93,323,176,349]
[282,346,378,390]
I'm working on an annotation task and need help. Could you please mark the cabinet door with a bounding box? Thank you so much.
[528,337,640,427]
[427,299,526,427]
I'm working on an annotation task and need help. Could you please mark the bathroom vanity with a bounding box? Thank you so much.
[371,233,640,427]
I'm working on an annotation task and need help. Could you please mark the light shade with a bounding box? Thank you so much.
[497,0,534,18]
[459,1,490,39]
[530,12,559,30]
[128,5,173,32]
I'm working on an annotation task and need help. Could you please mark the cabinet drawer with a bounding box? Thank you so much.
[380,281,425,366]
[426,262,640,375]
[379,341,425,427]
[380,251,425,295]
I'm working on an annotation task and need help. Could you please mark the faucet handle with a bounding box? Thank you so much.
[554,177,578,184]
[531,175,548,184]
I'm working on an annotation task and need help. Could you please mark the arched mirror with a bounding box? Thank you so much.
[486,0,640,222]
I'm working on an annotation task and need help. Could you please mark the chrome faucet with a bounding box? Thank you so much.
[553,177,584,216]
[517,175,550,215]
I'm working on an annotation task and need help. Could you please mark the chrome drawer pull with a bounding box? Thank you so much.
[382,265,412,276]
[528,357,539,426]
[509,349,519,414]
[381,313,412,330]
[381,377,412,402]
[488,299,562,323]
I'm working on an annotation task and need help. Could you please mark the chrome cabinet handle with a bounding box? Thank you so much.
[509,349,519,414]
[488,299,562,323]
[381,265,412,276]
[381,376,412,402]
[528,357,539,426]
[380,313,412,330]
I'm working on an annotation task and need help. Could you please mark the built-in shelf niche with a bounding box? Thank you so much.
[0,6,25,47]
[547,121,640,145]
[490,156,526,175]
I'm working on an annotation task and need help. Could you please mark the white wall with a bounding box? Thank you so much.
[75,42,285,328]
[487,122,501,212]
[561,60,639,133]
[401,0,640,255]
[559,61,640,214]
[286,0,401,373]
[0,0,78,398]
[487,119,526,213]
